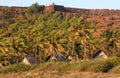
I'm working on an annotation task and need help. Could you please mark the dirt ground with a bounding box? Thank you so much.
[0,69,120,78]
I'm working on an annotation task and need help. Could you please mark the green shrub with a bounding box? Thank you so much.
[87,60,113,72]
[107,57,120,66]
[0,63,36,73]
[109,64,120,73]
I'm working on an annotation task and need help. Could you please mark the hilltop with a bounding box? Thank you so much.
[0,3,120,33]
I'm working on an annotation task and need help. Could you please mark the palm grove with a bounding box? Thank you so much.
[0,3,120,65]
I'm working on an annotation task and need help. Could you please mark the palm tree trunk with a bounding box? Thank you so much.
[72,41,75,56]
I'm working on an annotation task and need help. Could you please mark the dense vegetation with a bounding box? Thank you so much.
[0,3,120,66]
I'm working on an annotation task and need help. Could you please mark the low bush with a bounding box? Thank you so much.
[87,59,113,72]
[107,57,120,73]
[107,57,120,66]
[109,64,120,73]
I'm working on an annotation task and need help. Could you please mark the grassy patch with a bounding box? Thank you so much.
[39,58,120,73]
[56,62,81,72]
[0,63,36,73]
[55,59,113,72]
[1,57,120,73]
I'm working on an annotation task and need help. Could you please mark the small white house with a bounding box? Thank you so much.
[93,50,108,59]
[22,56,40,65]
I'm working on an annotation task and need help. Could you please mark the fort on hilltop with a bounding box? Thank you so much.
[0,3,120,33]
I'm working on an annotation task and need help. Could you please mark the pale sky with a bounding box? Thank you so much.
[0,0,120,9]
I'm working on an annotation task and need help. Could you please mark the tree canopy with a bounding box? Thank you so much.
[0,3,120,65]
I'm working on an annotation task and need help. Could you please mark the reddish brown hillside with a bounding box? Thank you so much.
[0,3,120,33]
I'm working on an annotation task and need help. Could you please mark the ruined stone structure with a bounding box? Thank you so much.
[44,3,64,12]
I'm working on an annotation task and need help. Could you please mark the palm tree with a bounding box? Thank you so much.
[101,28,120,56]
